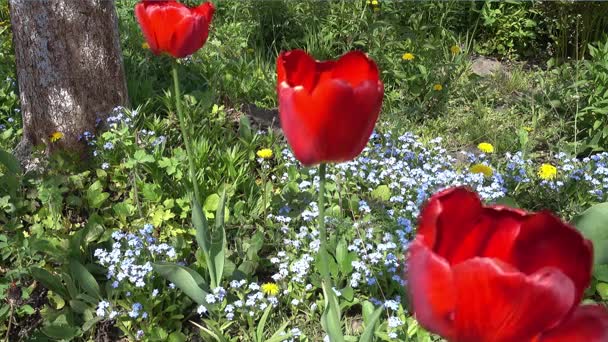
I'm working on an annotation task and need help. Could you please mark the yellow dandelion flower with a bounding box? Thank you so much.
[402,52,415,61]
[523,126,533,132]
[142,42,150,49]
[477,142,495,154]
[23,230,30,238]
[371,0,379,5]
[470,164,493,177]
[538,163,557,180]
[50,131,63,143]
[433,84,443,91]
[261,282,279,296]
[450,45,461,55]
[256,148,273,159]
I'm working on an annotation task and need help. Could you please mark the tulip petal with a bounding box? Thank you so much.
[331,51,380,88]
[146,2,189,55]
[277,50,319,92]
[407,239,456,339]
[135,2,160,53]
[417,187,484,261]
[278,85,320,165]
[451,258,576,342]
[193,1,215,22]
[539,305,608,342]
[510,211,593,305]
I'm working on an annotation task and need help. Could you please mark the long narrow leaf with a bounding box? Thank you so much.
[30,267,68,298]
[153,262,209,305]
[193,196,216,287]
[69,260,101,299]
[359,306,383,342]
[210,188,227,287]
[321,282,345,342]
[256,305,273,342]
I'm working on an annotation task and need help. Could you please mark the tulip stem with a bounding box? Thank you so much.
[318,163,331,286]
[172,62,201,205]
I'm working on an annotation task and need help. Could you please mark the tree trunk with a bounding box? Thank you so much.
[9,0,128,156]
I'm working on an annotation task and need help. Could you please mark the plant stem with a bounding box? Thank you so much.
[173,62,201,204]
[318,163,331,286]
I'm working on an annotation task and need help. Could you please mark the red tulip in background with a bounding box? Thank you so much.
[407,187,608,342]
[135,0,214,58]
[277,50,384,166]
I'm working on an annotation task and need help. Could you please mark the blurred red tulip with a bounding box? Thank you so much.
[407,187,608,342]
[277,50,384,166]
[135,0,214,58]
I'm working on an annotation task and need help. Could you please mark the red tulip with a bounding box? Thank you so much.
[407,187,608,342]
[135,0,214,59]
[276,50,384,166]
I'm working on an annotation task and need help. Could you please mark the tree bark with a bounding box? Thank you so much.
[9,0,128,156]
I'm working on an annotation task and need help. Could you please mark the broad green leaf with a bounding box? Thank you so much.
[69,260,101,299]
[168,332,188,342]
[82,316,102,332]
[86,180,109,209]
[594,264,608,282]
[321,282,345,342]
[573,203,608,264]
[0,148,20,174]
[30,267,68,298]
[41,324,81,340]
[371,185,391,202]
[359,306,383,342]
[204,193,220,214]
[153,262,209,305]
[597,282,608,300]
[69,299,89,314]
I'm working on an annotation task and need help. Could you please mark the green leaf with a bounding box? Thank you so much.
[193,197,211,256]
[594,264,608,282]
[69,260,101,299]
[573,202,608,264]
[41,324,81,340]
[153,262,209,305]
[0,148,20,174]
[371,185,391,202]
[204,193,220,214]
[86,180,109,209]
[321,282,344,342]
[134,149,154,163]
[168,332,188,342]
[359,306,383,342]
[210,189,227,287]
[596,282,608,300]
[239,115,253,141]
[82,316,102,332]
[30,267,68,299]
[256,305,273,342]
[492,196,520,208]
[69,299,89,314]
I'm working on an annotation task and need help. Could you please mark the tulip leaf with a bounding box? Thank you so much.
[321,282,345,342]
[573,202,608,265]
[210,188,227,288]
[152,262,209,305]
[69,260,101,299]
[359,306,383,342]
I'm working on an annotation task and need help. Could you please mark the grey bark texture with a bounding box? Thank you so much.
[9,0,128,156]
